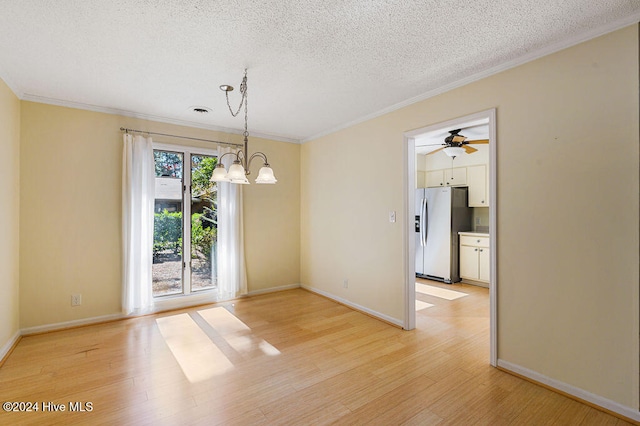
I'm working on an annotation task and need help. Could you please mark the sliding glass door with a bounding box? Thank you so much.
[152,146,218,297]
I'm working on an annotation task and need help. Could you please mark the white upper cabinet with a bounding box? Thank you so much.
[426,167,467,187]
[425,170,444,187]
[467,164,488,207]
[424,164,489,207]
[444,167,467,186]
[420,146,490,207]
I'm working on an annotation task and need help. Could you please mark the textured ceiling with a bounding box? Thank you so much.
[0,1,638,142]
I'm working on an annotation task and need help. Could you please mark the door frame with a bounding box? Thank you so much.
[152,142,219,299]
[402,108,497,366]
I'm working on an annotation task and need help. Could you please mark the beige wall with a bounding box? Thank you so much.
[301,25,639,408]
[0,78,20,350]
[19,102,300,328]
[243,137,300,292]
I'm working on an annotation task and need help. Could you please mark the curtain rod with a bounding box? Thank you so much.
[120,127,243,147]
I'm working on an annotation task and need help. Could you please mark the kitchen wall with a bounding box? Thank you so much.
[0,77,20,355]
[19,102,300,329]
[472,208,489,233]
[301,25,639,410]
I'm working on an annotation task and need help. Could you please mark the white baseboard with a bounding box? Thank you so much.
[153,284,302,312]
[151,292,218,313]
[301,284,404,328]
[497,359,640,422]
[21,313,125,336]
[18,285,303,335]
[246,283,301,296]
[0,330,21,362]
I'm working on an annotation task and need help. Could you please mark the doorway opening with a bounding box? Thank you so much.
[403,108,497,366]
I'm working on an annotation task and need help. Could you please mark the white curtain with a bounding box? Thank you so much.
[122,134,155,315]
[216,145,248,300]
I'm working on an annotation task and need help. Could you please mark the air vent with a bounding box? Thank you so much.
[190,106,211,114]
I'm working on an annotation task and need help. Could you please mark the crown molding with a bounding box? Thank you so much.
[20,93,301,144]
[302,15,640,143]
[0,63,23,99]
[8,14,639,145]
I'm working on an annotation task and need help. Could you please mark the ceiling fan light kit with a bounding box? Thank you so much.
[443,146,466,158]
[422,128,490,158]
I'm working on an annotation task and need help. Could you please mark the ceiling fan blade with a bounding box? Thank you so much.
[451,135,467,143]
[426,147,446,155]
[463,145,478,154]
[466,139,489,145]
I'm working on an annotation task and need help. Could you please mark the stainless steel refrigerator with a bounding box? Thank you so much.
[415,186,472,283]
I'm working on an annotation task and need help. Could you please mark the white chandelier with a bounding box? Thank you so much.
[210,70,277,185]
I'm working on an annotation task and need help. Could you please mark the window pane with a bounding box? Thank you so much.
[190,154,217,292]
[154,150,183,178]
[153,150,184,296]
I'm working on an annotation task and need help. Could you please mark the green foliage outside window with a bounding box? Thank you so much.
[153,154,218,262]
[153,210,182,255]
[153,210,216,259]
[154,151,183,178]
[191,156,218,196]
[191,213,216,259]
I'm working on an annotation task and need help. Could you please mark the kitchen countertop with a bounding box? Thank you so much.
[458,231,490,237]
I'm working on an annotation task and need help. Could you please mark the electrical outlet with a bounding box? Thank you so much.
[476,217,481,225]
[71,294,82,306]
[343,279,348,289]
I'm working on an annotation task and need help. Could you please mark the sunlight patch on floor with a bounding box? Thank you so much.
[156,313,234,382]
[416,300,435,311]
[416,282,468,300]
[198,306,251,334]
[198,307,280,358]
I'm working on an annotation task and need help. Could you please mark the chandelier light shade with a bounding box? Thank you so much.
[211,163,231,182]
[443,146,465,158]
[255,165,277,184]
[210,69,278,185]
[227,161,248,180]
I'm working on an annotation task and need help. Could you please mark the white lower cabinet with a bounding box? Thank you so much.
[478,247,490,282]
[459,234,490,284]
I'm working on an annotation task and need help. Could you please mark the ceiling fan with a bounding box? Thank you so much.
[427,129,489,158]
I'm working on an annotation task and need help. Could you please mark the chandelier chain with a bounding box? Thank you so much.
[224,70,248,119]
[243,80,248,138]
[212,69,277,184]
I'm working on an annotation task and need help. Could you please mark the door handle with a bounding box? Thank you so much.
[423,197,428,246]
[420,198,425,246]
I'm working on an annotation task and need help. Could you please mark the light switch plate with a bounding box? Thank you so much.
[389,211,396,223]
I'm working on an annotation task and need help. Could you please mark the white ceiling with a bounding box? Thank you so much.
[0,1,638,143]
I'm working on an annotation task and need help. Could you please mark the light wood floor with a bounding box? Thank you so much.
[0,283,633,425]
